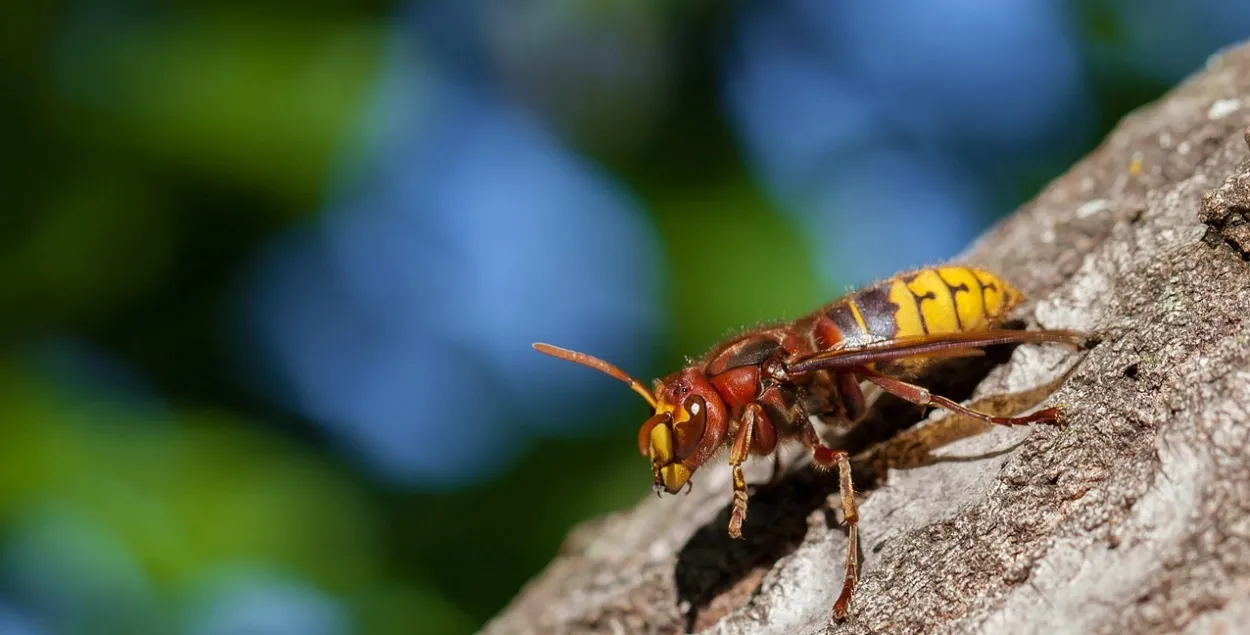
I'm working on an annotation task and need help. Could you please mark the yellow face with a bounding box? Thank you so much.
[527,343,713,496]
[647,399,699,494]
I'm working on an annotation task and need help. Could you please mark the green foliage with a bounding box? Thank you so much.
[0,363,474,630]
[55,8,385,209]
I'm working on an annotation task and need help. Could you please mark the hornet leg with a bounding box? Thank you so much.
[860,369,1064,428]
[802,422,859,620]
[727,402,770,538]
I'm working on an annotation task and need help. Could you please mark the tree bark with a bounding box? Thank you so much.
[483,41,1250,635]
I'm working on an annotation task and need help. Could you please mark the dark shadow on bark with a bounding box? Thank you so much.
[673,345,1016,628]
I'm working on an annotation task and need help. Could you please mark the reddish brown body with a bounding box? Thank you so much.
[534,266,1082,621]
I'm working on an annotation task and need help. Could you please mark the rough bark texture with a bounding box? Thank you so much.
[484,42,1250,635]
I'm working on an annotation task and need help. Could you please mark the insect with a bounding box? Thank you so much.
[533,266,1083,620]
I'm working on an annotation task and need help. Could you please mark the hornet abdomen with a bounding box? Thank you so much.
[813,266,1024,349]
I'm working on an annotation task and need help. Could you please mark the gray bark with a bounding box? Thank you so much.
[483,41,1250,635]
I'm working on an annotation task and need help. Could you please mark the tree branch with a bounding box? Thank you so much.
[484,41,1250,635]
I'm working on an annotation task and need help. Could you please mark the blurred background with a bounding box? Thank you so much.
[4,1,1250,633]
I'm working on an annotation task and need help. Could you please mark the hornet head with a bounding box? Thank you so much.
[532,343,728,495]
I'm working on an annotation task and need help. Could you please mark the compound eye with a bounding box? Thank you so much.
[674,395,707,459]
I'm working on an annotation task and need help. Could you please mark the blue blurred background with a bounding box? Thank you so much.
[4,1,1249,633]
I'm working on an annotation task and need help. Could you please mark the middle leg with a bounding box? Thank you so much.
[802,422,860,620]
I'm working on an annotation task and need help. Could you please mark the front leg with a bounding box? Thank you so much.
[727,402,773,538]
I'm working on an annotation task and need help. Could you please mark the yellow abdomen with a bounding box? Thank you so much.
[822,266,1023,346]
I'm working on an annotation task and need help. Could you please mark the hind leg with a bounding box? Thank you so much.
[860,369,1064,428]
